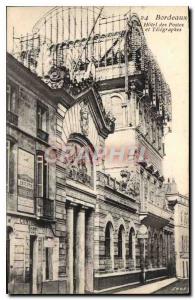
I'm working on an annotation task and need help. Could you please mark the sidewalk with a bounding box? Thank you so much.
[115,278,177,294]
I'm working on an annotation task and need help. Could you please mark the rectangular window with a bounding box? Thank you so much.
[6,140,10,193]
[6,140,15,194]
[45,247,53,280]
[36,153,48,198]
[37,104,48,132]
[6,84,18,113]
[6,85,11,111]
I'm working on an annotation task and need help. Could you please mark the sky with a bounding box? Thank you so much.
[6,6,189,195]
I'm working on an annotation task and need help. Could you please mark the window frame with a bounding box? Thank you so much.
[36,151,49,198]
[37,102,49,133]
[118,225,123,258]
[129,228,135,259]
[6,82,18,114]
[45,247,53,281]
[105,223,111,258]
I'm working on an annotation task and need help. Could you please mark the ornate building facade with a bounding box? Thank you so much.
[7,8,175,294]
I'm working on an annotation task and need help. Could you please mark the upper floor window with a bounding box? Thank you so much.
[6,140,15,194]
[7,83,18,126]
[37,103,49,142]
[7,84,18,114]
[37,103,48,132]
[36,151,48,198]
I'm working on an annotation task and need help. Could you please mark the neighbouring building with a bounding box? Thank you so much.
[7,8,176,294]
[166,179,189,279]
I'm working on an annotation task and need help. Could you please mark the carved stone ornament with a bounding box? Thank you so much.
[80,101,89,136]
[120,170,140,196]
[44,66,65,89]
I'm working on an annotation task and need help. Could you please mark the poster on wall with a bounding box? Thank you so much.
[18,149,34,213]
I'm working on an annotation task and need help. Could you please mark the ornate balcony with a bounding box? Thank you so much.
[7,110,18,126]
[140,201,171,228]
[97,171,138,199]
[36,197,55,221]
[37,128,49,143]
[96,171,138,212]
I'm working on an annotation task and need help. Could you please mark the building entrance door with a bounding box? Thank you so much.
[66,204,94,294]
[6,227,12,294]
[29,236,37,294]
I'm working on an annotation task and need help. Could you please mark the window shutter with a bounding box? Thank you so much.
[37,155,43,197]
[43,160,49,198]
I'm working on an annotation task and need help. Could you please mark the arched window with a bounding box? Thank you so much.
[129,228,135,259]
[118,225,125,258]
[105,222,111,258]
[154,234,158,267]
[147,232,151,267]
[159,235,163,266]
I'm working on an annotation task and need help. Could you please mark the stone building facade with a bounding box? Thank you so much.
[7,10,176,294]
[166,180,189,279]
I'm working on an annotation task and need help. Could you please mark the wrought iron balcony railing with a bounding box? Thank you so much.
[36,197,55,220]
[7,110,18,126]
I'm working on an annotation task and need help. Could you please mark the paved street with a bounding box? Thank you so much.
[154,279,190,294]
[115,278,177,294]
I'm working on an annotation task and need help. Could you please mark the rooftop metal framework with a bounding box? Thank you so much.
[12,6,172,124]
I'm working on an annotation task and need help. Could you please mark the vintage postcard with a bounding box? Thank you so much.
[6,6,189,295]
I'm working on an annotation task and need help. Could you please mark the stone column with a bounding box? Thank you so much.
[75,207,85,294]
[85,209,94,293]
[66,205,74,294]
